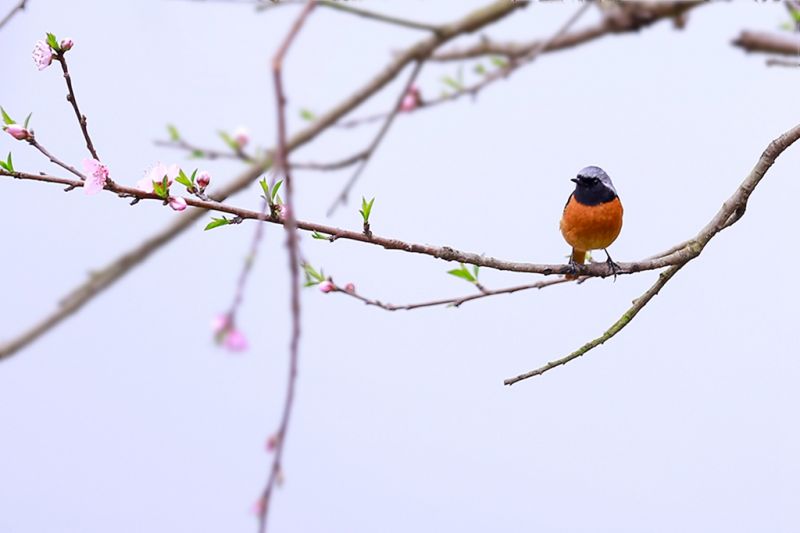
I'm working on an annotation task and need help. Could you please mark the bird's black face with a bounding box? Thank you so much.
[571,173,616,206]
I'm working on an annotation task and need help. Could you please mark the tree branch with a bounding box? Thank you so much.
[732,30,800,56]
[0,0,27,31]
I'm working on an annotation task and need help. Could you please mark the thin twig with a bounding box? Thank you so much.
[0,0,27,30]
[503,265,683,385]
[53,53,100,161]
[326,60,423,216]
[302,0,441,33]
[290,149,368,171]
[27,137,85,180]
[334,276,584,311]
[257,1,315,531]
[766,58,800,67]
[155,139,254,162]
[733,30,800,56]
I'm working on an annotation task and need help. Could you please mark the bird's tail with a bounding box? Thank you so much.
[566,249,586,280]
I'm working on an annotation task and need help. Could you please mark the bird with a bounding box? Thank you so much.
[559,166,623,277]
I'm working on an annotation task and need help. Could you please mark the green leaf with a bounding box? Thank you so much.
[167,124,180,141]
[299,108,316,121]
[441,75,463,91]
[302,263,325,285]
[190,169,197,183]
[271,180,283,202]
[490,56,509,69]
[472,264,479,279]
[311,231,330,240]
[359,196,375,223]
[175,170,193,189]
[190,149,205,159]
[259,177,270,199]
[791,8,800,23]
[474,63,486,76]
[447,263,476,283]
[153,176,170,199]
[46,33,59,51]
[0,107,14,126]
[4,152,13,172]
[23,113,32,129]
[219,130,237,151]
[204,217,231,231]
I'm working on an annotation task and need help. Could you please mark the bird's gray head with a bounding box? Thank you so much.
[570,166,618,206]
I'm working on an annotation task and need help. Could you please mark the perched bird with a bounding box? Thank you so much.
[559,166,623,276]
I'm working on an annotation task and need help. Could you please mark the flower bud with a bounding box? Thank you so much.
[169,196,187,211]
[344,283,355,293]
[233,127,250,148]
[4,124,29,141]
[319,280,335,293]
[60,38,74,51]
[196,171,211,188]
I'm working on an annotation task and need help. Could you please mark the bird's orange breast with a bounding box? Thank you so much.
[560,195,623,252]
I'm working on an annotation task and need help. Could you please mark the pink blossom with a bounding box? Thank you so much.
[212,314,231,335]
[224,328,248,352]
[399,85,421,112]
[137,162,180,192]
[60,38,74,51]
[32,40,53,70]
[4,124,29,140]
[233,127,250,147]
[344,283,355,293]
[82,158,109,195]
[319,280,335,293]
[196,170,211,188]
[168,196,187,211]
[278,204,289,219]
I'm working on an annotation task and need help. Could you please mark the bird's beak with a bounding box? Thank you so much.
[570,178,579,184]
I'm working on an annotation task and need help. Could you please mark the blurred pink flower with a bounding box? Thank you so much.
[278,204,289,219]
[344,283,355,293]
[4,124,29,140]
[168,196,187,211]
[399,85,421,112]
[233,127,250,148]
[60,38,74,51]
[137,162,180,192]
[32,40,53,70]
[82,158,109,195]
[266,434,278,452]
[319,280,335,293]
[196,170,211,189]
[212,314,248,353]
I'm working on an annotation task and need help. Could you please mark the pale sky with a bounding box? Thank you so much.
[1,1,799,532]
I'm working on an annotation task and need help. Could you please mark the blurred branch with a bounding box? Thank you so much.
[0,0,27,31]
[326,61,423,216]
[332,276,584,311]
[0,0,526,359]
[732,30,800,56]
[256,1,315,530]
[154,138,254,162]
[504,121,800,385]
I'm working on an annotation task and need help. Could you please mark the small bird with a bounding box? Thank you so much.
[559,165,623,277]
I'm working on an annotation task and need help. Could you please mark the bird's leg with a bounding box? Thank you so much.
[565,256,582,278]
[604,248,621,278]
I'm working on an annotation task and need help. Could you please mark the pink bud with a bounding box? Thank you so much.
[344,283,355,293]
[169,196,187,211]
[399,85,421,112]
[278,204,289,219]
[196,170,211,188]
[60,38,74,51]
[266,434,278,452]
[233,127,250,148]
[251,497,266,517]
[224,328,248,352]
[319,280,335,293]
[4,124,29,141]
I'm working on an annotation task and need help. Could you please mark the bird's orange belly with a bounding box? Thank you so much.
[560,196,623,252]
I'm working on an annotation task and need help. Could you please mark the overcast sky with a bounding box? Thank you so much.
[1,1,799,532]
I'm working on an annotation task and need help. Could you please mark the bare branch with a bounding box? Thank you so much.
[154,138,254,162]
[54,53,101,161]
[732,30,800,56]
[0,0,27,31]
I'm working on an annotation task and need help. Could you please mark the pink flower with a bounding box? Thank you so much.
[60,38,74,51]
[319,280,335,293]
[4,124,29,140]
[196,171,211,189]
[233,127,250,148]
[224,328,248,351]
[137,162,180,192]
[344,283,355,293]
[399,85,421,112]
[168,196,187,211]
[212,314,249,353]
[82,158,109,195]
[278,204,289,219]
[32,40,53,70]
